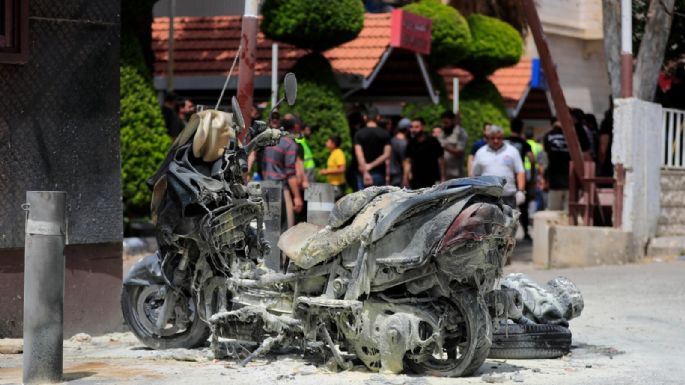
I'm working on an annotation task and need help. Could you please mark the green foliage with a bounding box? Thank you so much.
[459,78,510,147]
[633,0,685,61]
[460,14,523,77]
[401,103,447,130]
[120,65,170,217]
[277,54,352,170]
[403,0,471,68]
[261,0,364,52]
[121,31,149,78]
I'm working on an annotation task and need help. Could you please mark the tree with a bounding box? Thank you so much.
[277,54,352,169]
[120,0,169,218]
[459,14,523,77]
[261,0,364,52]
[603,0,678,101]
[633,0,677,100]
[448,0,527,35]
[403,0,472,68]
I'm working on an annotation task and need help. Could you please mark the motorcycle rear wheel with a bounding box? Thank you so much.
[121,285,210,350]
[405,293,492,377]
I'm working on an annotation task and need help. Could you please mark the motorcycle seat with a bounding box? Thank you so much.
[277,222,325,265]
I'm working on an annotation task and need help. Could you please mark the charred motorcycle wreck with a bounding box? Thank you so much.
[123,74,534,377]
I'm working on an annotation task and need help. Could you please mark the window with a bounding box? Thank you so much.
[0,0,29,64]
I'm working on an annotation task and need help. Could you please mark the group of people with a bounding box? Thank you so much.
[159,93,614,237]
[353,109,468,191]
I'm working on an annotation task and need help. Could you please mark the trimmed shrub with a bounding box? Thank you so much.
[276,54,352,170]
[261,0,364,52]
[460,14,523,77]
[459,78,510,147]
[403,0,471,68]
[120,64,170,217]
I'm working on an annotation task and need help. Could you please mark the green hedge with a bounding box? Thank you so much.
[403,0,471,68]
[120,64,170,217]
[276,54,352,170]
[460,78,510,147]
[261,0,364,52]
[460,14,523,77]
[401,103,446,130]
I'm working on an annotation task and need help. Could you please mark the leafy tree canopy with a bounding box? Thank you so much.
[459,14,523,77]
[403,0,472,68]
[261,0,365,52]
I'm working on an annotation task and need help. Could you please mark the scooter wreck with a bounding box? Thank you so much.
[122,73,552,377]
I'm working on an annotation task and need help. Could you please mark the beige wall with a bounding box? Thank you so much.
[549,35,610,116]
[537,0,603,39]
[526,0,610,117]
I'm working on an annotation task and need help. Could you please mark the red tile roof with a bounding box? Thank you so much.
[438,58,532,108]
[152,14,531,103]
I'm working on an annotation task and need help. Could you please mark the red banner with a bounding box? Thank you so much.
[390,9,432,55]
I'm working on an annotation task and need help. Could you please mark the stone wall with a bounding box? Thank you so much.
[658,169,685,236]
[0,0,122,337]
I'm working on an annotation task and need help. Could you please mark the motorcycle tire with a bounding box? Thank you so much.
[487,323,571,359]
[121,285,210,350]
[405,293,492,377]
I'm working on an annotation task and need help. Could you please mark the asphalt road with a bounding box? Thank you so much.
[1,260,684,385]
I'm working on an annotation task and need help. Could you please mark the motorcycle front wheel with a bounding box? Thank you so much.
[121,284,210,350]
[405,292,492,377]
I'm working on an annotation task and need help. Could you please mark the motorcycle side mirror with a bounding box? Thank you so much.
[284,73,297,106]
[231,96,245,132]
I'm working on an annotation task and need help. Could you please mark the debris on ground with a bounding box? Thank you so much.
[481,373,507,383]
[69,333,92,344]
[364,374,428,385]
[510,371,525,382]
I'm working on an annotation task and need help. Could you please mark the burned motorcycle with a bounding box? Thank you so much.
[122,73,520,377]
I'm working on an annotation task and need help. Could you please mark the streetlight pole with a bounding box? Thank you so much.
[620,0,633,97]
[238,0,259,142]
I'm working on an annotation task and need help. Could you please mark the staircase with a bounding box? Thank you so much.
[648,169,685,256]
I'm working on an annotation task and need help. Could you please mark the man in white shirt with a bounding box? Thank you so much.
[471,125,526,208]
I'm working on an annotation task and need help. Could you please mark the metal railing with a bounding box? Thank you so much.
[663,108,685,169]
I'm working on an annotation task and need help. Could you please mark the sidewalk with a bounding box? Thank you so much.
[2,260,684,384]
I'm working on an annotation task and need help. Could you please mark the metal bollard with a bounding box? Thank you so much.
[22,191,66,384]
[260,181,283,271]
[304,183,336,226]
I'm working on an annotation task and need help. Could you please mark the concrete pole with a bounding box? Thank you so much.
[271,43,279,108]
[22,191,67,384]
[238,0,259,142]
[620,0,633,97]
[452,78,459,114]
[167,0,176,92]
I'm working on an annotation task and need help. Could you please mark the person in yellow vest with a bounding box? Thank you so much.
[526,129,546,212]
[319,135,346,200]
[295,123,316,185]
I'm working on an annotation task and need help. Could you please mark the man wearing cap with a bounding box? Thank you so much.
[471,125,526,208]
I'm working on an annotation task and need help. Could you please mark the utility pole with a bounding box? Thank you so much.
[620,0,632,97]
[522,0,585,180]
[167,0,176,92]
[238,0,259,142]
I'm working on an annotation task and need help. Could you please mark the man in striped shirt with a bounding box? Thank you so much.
[262,122,303,231]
